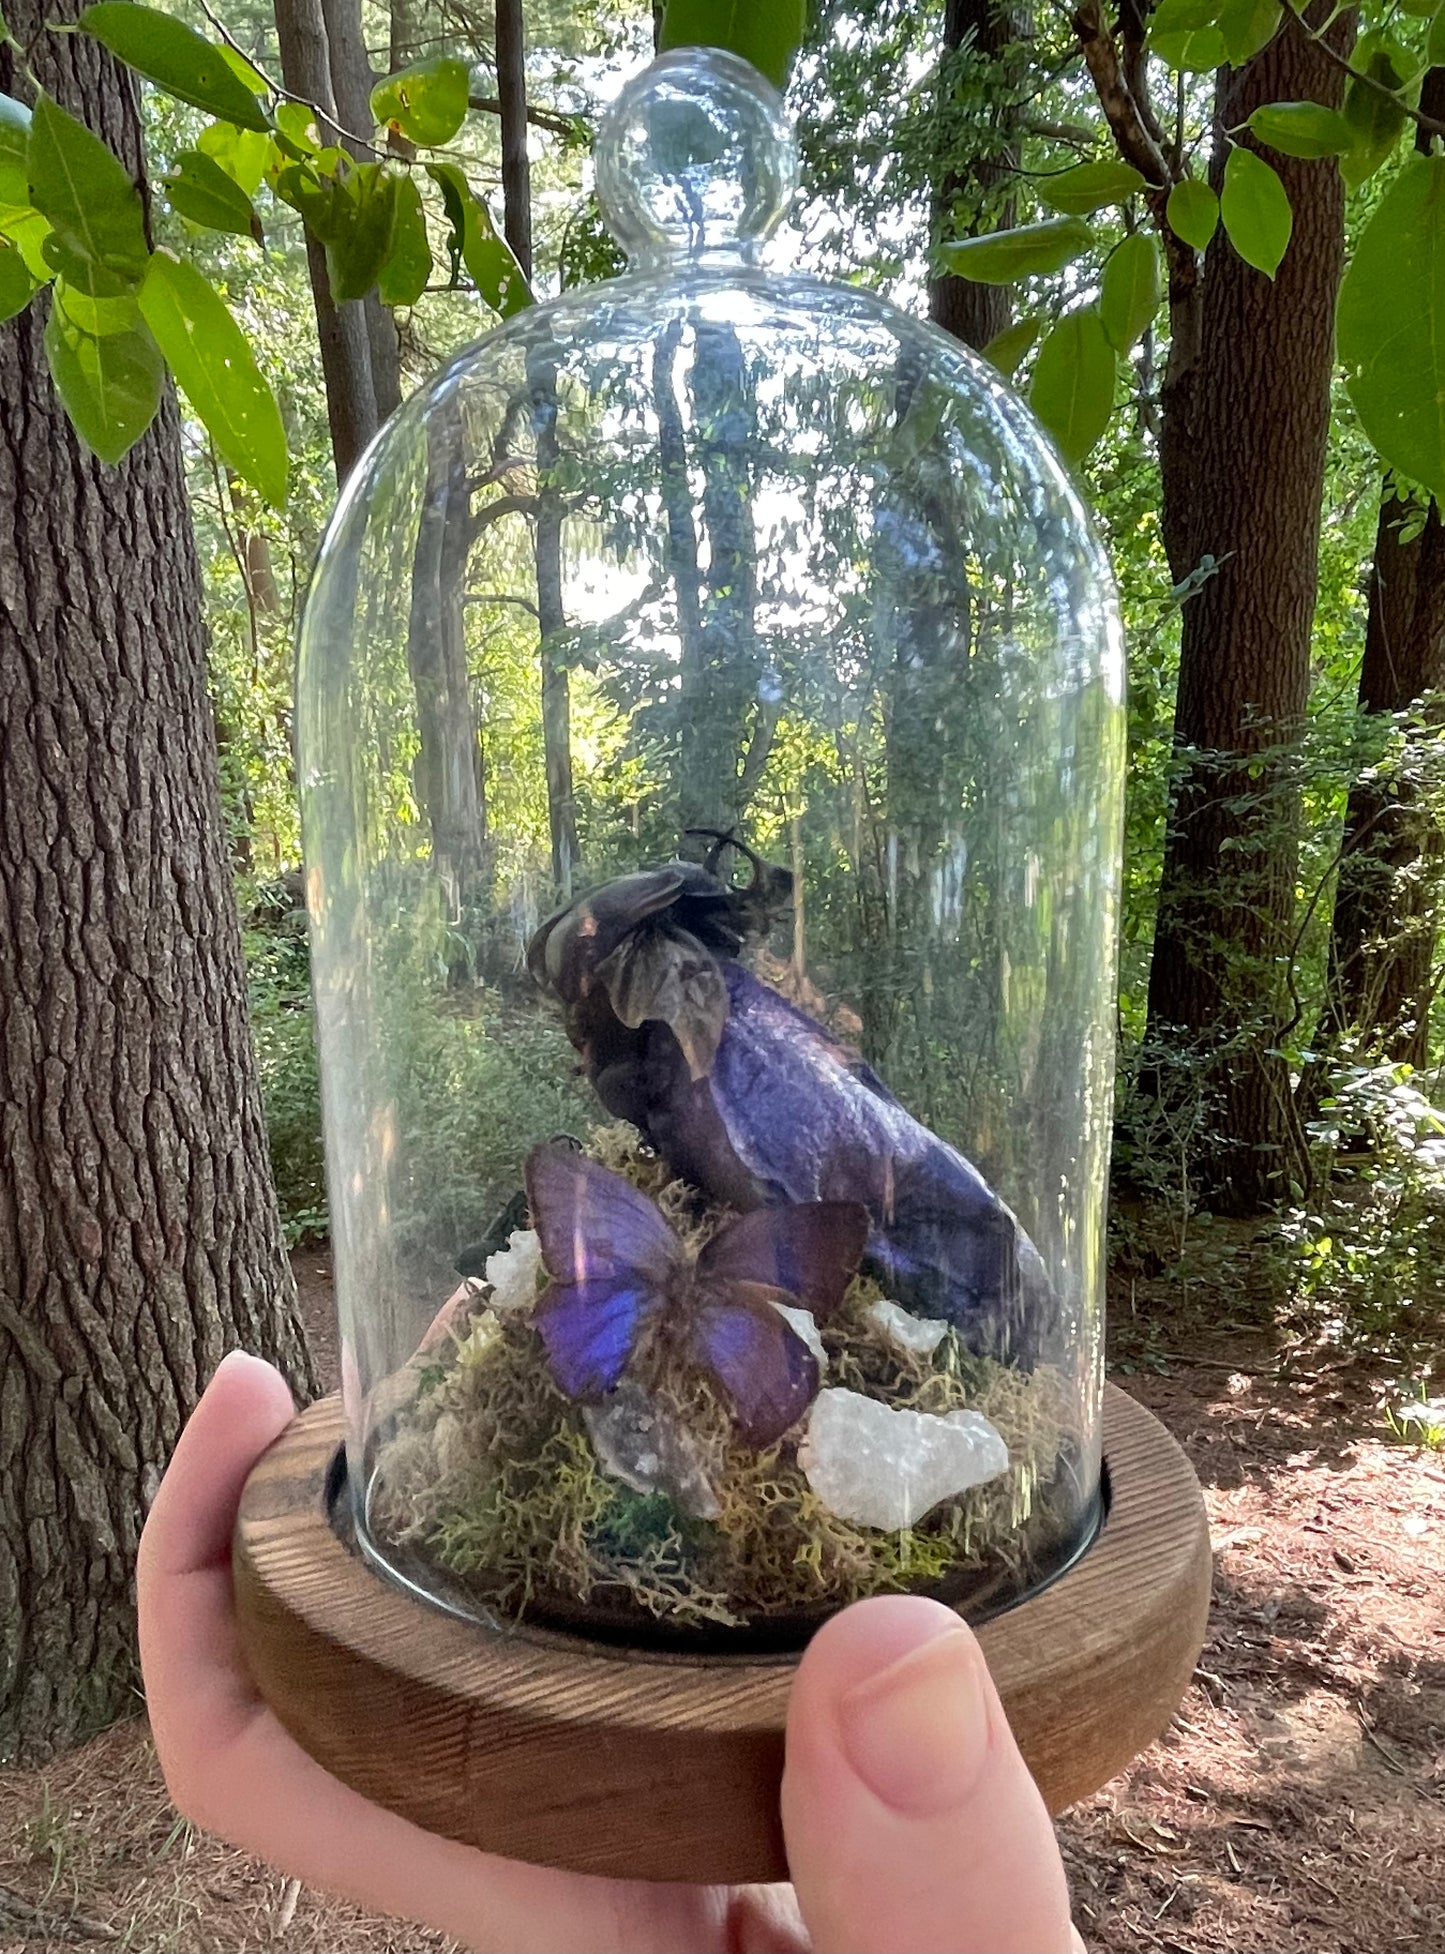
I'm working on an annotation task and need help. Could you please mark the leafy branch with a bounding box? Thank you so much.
[0,3,537,501]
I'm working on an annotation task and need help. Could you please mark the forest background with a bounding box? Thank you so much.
[2,0,1445,1940]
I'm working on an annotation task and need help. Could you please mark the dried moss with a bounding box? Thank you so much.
[368,1127,1087,1634]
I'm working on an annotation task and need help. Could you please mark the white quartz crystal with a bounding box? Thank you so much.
[866,1297,949,1358]
[771,1301,826,1367]
[484,1228,542,1312]
[799,1389,1009,1530]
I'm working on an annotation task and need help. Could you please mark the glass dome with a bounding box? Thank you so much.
[297,45,1126,1652]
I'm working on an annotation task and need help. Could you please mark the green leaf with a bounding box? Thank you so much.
[1430,7,1445,66]
[0,235,37,321]
[1341,34,1413,188]
[370,55,470,147]
[44,299,162,463]
[1338,155,1445,504]
[52,260,138,334]
[1150,0,1228,72]
[1220,146,1291,276]
[981,315,1041,378]
[27,94,148,276]
[167,148,261,239]
[271,161,336,235]
[426,162,531,313]
[1030,308,1116,464]
[1166,177,1220,249]
[1246,101,1354,158]
[377,173,431,305]
[1038,160,1148,215]
[1100,232,1160,352]
[0,205,54,279]
[1147,0,1223,28]
[41,229,133,298]
[658,0,807,89]
[137,250,287,506]
[273,101,320,159]
[324,163,400,302]
[0,90,30,206]
[1217,0,1282,66]
[78,3,270,132]
[197,119,271,196]
[938,216,1095,284]
[1398,0,1440,16]
[217,43,268,94]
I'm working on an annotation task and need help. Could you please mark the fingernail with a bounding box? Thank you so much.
[838,1624,991,1816]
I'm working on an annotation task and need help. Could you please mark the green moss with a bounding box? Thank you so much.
[368,1128,1085,1634]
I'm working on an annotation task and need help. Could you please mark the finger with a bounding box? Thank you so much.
[781,1596,1078,1954]
[137,1353,744,1953]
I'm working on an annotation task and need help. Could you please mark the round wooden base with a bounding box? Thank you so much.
[233,1384,1211,1884]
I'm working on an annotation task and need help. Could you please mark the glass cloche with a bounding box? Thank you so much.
[296,46,1126,1652]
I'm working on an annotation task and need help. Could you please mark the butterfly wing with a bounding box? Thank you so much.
[686,1280,820,1447]
[697,1202,869,1319]
[535,1278,663,1399]
[525,1143,678,1288]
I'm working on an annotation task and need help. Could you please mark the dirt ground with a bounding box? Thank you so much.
[1,1229,1441,1953]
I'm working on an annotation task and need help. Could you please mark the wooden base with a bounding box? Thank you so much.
[233,1384,1211,1884]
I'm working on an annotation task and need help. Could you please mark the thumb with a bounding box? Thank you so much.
[781,1596,1079,1954]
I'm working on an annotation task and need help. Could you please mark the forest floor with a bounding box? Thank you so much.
[1,1221,1442,1953]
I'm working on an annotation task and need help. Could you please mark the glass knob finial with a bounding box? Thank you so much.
[595,47,798,268]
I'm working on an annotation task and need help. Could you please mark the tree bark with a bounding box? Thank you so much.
[273,0,380,478]
[1322,501,1445,1066]
[527,339,579,898]
[928,0,1016,353]
[1320,72,1445,1070]
[506,21,575,898]
[677,320,765,835]
[0,4,313,1764]
[1071,0,1202,575]
[406,427,490,938]
[1143,14,1351,1213]
[320,0,402,422]
[495,0,533,281]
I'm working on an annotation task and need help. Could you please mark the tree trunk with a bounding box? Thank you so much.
[0,6,313,1765]
[1143,14,1350,1213]
[1322,502,1445,1065]
[406,426,490,942]
[528,339,579,898]
[677,320,765,835]
[507,23,575,898]
[320,0,402,422]
[495,0,532,281]
[1320,72,1445,1070]
[273,0,380,478]
[928,0,1016,353]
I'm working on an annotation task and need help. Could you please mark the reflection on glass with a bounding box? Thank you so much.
[297,46,1126,1650]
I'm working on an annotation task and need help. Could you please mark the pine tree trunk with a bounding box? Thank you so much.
[1143,16,1349,1213]
[0,7,312,1765]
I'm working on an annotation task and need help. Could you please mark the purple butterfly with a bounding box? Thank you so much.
[523,1144,869,1448]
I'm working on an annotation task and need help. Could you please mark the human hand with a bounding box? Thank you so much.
[138,1352,1080,1954]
